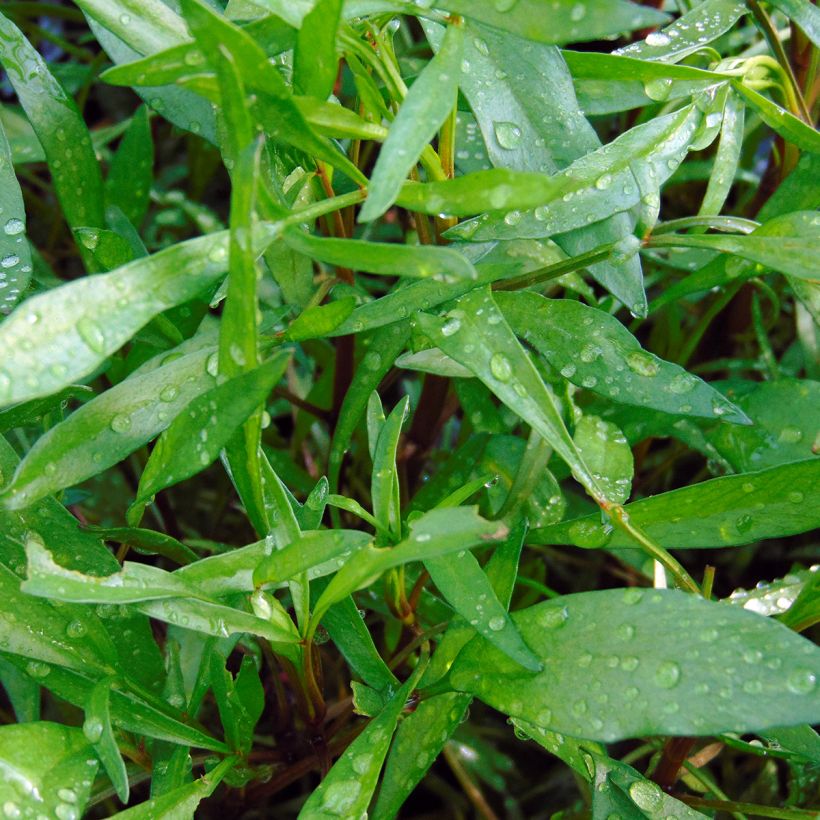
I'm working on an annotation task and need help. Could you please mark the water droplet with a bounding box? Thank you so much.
[735,514,753,534]
[645,31,671,46]
[700,627,718,642]
[2,802,21,819]
[77,317,106,353]
[1,254,19,268]
[206,351,220,377]
[66,620,87,638]
[25,661,50,678]
[55,804,79,820]
[595,174,612,190]
[743,679,763,694]
[617,624,635,640]
[629,780,663,811]
[110,414,132,433]
[779,426,803,444]
[494,121,523,150]
[786,668,816,694]
[159,384,179,402]
[621,656,639,671]
[571,699,588,715]
[560,363,577,379]
[540,605,569,629]
[654,660,681,689]
[579,344,601,363]
[490,353,512,382]
[494,0,518,12]
[441,316,461,336]
[3,218,24,236]
[352,753,372,775]
[788,491,804,503]
[487,615,505,631]
[83,716,104,743]
[625,350,659,377]
[570,3,587,21]
[668,373,696,394]
[568,519,611,549]
[57,789,77,804]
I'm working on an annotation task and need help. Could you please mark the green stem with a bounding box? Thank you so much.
[676,280,743,368]
[677,795,818,820]
[608,506,701,595]
[492,245,614,292]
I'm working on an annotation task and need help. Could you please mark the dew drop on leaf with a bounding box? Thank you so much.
[76,317,106,353]
[654,660,681,689]
[493,121,523,150]
[490,352,512,382]
[625,350,659,377]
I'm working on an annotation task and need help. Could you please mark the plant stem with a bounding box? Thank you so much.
[676,796,819,819]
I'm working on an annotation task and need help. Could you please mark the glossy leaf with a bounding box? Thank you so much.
[105,105,154,228]
[131,353,290,515]
[109,756,236,819]
[614,0,747,63]
[284,229,478,280]
[0,342,220,510]
[440,0,667,45]
[496,291,749,423]
[699,90,744,217]
[85,677,129,802]
[370,397,407,538]
[573,415,633,505]
[0,117,31,314]
[769,0,820,48]
[531,459,820,549]
[449,588,820,742]
[415,287,611,504]
[359,23,463,221]
[0,722,98,820]
[293,0,342,99]
[0,226,277,411]
[285,298,356,342]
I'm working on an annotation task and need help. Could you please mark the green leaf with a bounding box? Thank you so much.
[309,507,508,634]
[709,379,820,471]
[415,287,610,504]
[530,459,820,549]
[0,342,220,510]
[425,550,541,671]
[733,82,820,153]
[650,211,820,281]
[767,0,820,49]
[370,397,408,539]
[85,677,130,803]
[699,90,744,217]
[445,105,702,238]
[0,226,277,411]
[284,229,478,280]
[0,722,98,819]
[106,105,154,228]
[496,291,749,423]
[130,353,290,515]
[438,22,646,309]
[0,117,32,314]
[359,23,463,222]
[614,0,747,63]
[449,588,820,742]
[293,0,342,99]
[727,566,817,619]
[0,15,105,232]
[439,0,667,45]
[299,661,425,818]
[285,298,356,342]
[109,756,236,819]
[573,416,633,505]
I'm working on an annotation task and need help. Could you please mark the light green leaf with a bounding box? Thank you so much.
[0,722,98,820]
[0,117,31,314]
[445,105,701,239]
[768,0,820,49]
[293,0,342,99]
[0,342,220,510]
[359,23,463,221]
[496,291,749,423]
[573,416,633,505]
[733,82,820,153]
[109,756,236,819]
[726,566,818,619]
[449,588,820,742]
[85,677,129,803]
[614,0,747,63]
[0,226,277,411]
[106,105,154,228]
[131,354,290,514]
[299,662,425,818]
[284,229,478,280]
[396,348,474,378]
[285,298,356,341]
[650,210,820,280]
[371,397,408,539]
[0,11,105,264]
[415,287,609,504]
[530,459,820,549]
[440,0,667,45]
[699,91,744,217]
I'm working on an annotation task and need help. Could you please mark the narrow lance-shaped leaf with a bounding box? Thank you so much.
[699,90,744,217]
[445,105,702,239]
[130,352,290,520]
[415,287,610,504]
[650,211,820,281]
[438,0,667,45]
[530,459,820,549]
[359,22,463,222]
[301,663,426,819]
[0,117,32,314]
[767,0,820,48]
[0,225,277,411]
[105,105,154,227]
[495,291,749,423]
[85,677,129,803]
[284,229,478,280]
[293,0,342,100]
[614,0,747,63]
[449,588,820,742]
[0,342,219,511]
[573,416,633,505]
[371,397,408,539]
[0,11,105,266]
